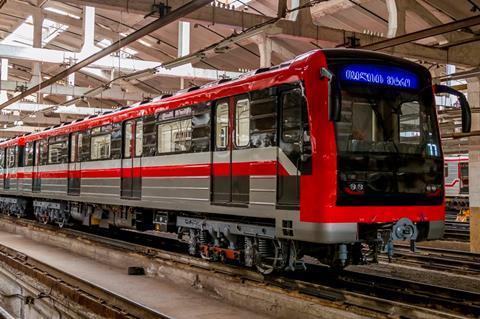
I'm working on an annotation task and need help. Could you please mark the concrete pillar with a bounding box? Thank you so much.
[178,21,190,58]
[32,8,43,103]
[467,77,480,252]
[178,21,190,90]
[286,0,299,21]
[66,73,75,102]
[82,6,96,53]
[254,34,272,68]
[0,59,8,104]
[386,0,406,38]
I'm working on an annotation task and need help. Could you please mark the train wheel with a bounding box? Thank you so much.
[40,212,49,224]
[253,239,288,274]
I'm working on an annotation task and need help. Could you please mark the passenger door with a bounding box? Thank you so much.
[32,141,42,192]
[68,132,81,195]
[4,147,15,190]
[23,142,34,192]
[211,96,250,205]
[211,99,231,204]
[121,119,142,199]
[0,149,5,190]
[277,88,304,208]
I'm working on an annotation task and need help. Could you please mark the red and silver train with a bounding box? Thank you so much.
[445,155,469,211]
[0,49,471,271]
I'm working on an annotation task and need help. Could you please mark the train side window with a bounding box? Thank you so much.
[123,121,133,158]
[157,119,192,153]
[235,97,250,147]
[444,164,448,177]
[0,148,4,169]
[24,142,34,166]
[110,123,122,160]
[70,133,80,163]
[281,88,303,143]
[91,134,111,160]
[142,115,157,157]
[215,102,229,149]
[135,120,143,157]
[250,88,277,148]
[192,103,211,152]
[39,140,48,165]
[48,141,68,164]
[6,147,16,168]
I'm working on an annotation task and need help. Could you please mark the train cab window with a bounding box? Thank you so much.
[157,119,192,153]
[6,147,16,168]
[135,120,143,157]
[124,121,133,158]
[215,102,229,149]
[24,142,34,166]
[281,89,303,143]
[91,134,111,160]
[235,98,250,147]
[399,101,421,144]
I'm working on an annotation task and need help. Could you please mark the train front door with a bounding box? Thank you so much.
[121,119,142,199]
[68,132,81,195]
[211,96,250,205]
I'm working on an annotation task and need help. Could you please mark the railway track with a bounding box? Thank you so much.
[1,215,479,319]
[444,220,470,241]
[385,244,480,276]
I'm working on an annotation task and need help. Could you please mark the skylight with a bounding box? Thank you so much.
[44,7,81,20]
[216,0,251,9]
[1,16,69,47]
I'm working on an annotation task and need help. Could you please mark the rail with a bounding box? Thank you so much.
[0,215,477,318]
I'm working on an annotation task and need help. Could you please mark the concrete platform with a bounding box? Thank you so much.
[0,230,271,319]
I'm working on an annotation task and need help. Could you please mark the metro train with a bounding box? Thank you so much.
[0,49,471,272]
[445,155,469,212]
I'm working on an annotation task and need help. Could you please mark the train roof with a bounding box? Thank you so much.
[0,49,429,147]
[0,49,324,147]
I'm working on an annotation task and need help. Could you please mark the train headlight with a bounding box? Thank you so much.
[347,182,365,194]
[425,184,441,196]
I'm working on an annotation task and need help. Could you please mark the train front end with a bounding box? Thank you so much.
[299,50,471,266]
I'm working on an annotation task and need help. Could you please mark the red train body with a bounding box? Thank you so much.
[0,49,452,271]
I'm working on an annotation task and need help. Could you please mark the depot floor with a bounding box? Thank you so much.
[0,230,272,319]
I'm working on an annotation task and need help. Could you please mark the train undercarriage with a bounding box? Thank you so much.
[0,195,423,273]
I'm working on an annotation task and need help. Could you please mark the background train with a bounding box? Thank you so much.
[0,49,471,272]
[445,155,470,217]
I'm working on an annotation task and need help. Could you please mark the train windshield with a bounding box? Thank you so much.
[334,64,441,158]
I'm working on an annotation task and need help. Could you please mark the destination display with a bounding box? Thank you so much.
[340,64,419,89]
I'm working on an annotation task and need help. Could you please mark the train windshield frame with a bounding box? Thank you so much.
[327,59,443,206]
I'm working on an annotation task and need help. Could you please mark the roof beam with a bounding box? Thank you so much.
[0,43,240,80]
[0,0,213,110]
[0,80,153,101]
[51,0,478,67]
[5,103,112,115]
[361,15,480,51]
